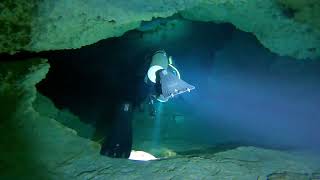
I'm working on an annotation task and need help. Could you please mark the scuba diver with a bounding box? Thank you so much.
[100,50,195,159]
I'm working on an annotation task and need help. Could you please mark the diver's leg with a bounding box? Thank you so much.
[100,102,133,159]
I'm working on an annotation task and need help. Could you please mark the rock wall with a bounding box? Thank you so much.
[1,0,320,59]
[0,0,198,54]
[277,0,320,30]
[181,0,320,59]
[33,92,95,139]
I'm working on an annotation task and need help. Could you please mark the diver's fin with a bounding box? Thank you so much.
[159,70,195,99]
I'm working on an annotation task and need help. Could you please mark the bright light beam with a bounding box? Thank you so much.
[152,102,163,147]
[129,150,157,161]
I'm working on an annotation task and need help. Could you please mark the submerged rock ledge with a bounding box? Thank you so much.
[0,59,319,179]
[1,0,320,59]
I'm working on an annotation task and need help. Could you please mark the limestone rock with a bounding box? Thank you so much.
[33,93,95,139]
[1,0,320,59]
[0,0,198,54]
[267,172,310,180]
[181,0,320,59]
[277,0,320,30]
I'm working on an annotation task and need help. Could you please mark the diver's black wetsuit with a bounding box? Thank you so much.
[100,102,133,158]
[100,65,151,158]
[100,78,155,158]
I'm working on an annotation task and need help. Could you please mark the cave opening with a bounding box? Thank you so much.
[29,16,320,159]
[35,17,237,158]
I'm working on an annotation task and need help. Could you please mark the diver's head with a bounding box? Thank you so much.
[147,50,169,83]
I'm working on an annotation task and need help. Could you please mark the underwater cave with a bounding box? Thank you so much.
[1,1,320,179]
[35,17,320,153]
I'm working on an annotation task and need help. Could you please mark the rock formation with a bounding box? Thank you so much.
[1,0,320,59]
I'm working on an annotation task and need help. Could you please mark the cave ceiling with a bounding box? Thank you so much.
[1,0,320,59]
